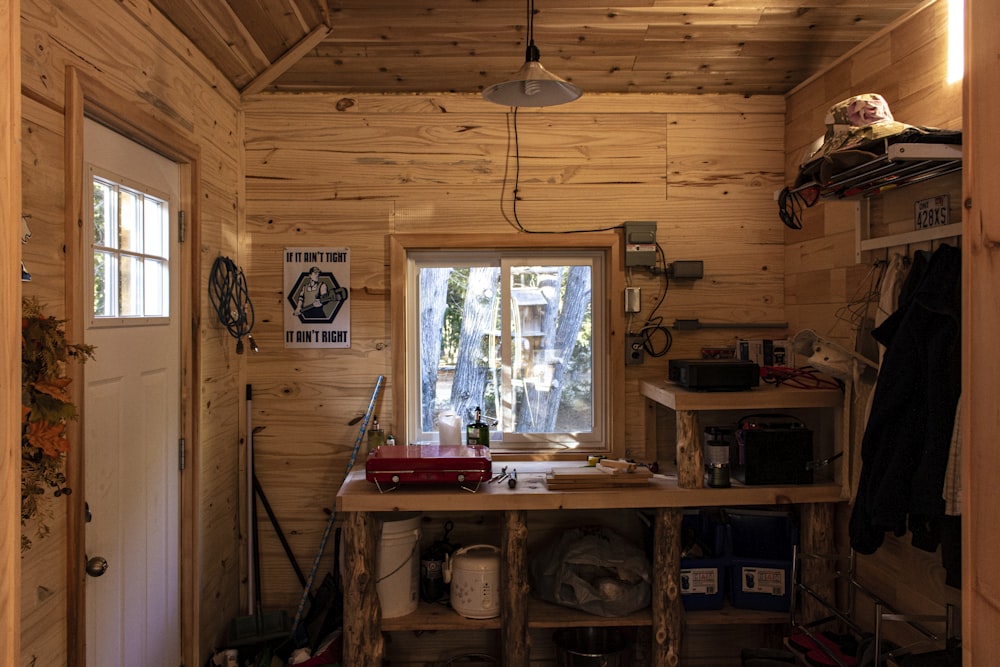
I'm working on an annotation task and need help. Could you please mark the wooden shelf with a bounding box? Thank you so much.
[380,588,787,632]
[686,603,788,626]
[639,380,843,412]
[528,597,652,628]
[381,600,502,631]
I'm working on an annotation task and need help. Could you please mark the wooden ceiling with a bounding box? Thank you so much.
[148,0,927,97]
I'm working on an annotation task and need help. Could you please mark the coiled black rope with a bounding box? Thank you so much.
[208,255,257,353]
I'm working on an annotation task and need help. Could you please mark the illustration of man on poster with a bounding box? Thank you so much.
[289,265,347,322]
[283,246,351,348]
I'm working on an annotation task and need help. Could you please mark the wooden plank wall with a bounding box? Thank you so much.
[784,0,963,649]
[242,92,786,660]
[18,0,242,663]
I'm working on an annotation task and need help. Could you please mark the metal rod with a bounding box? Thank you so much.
[672,318,789,330]
[291,375,385,635]
[254,474,308,589]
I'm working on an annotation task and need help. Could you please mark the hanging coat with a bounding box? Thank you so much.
[849,244,961,555]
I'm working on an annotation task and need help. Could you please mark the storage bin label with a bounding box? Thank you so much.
[680,567,718,595]
[738,566,785,596]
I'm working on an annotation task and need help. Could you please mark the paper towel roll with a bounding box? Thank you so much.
[438,411,462,445]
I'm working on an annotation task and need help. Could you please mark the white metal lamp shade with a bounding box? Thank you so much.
[483,0,583,110]
[482,57,582,107]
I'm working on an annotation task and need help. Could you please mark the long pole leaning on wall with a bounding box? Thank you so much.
[291,375,384,636]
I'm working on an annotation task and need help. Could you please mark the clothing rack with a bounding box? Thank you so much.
[789,548,957,667]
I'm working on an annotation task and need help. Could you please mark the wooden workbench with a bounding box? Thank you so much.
[336,458,845,666]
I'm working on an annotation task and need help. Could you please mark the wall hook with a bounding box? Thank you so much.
[21,214,32,282]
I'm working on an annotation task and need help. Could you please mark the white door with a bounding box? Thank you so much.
[82,118,182,667]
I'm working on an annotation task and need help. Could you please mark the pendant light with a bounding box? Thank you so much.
[482,0,582,107]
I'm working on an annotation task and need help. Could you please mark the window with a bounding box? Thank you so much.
[90,168,170,323]
[392,233,623,454]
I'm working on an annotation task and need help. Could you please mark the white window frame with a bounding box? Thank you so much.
[88,165,172,327]
[390,232,625,458]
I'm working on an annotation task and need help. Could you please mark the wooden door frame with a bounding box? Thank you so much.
[63,66,202,667]
[962,0,1000,660]
[1,1,22,664]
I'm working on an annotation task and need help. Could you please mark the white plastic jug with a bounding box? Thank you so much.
[438,411,462,445]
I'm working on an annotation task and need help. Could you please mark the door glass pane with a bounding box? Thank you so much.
[93,180,113,248]
[93,251,116,317]
[144,258,167,317]
[118,254,141,317]
[143,196,167,257]
[118,189,142,253]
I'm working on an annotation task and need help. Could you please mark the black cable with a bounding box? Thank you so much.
[208,255,257,354]
[633,241,673,357]
[499,108,625,235]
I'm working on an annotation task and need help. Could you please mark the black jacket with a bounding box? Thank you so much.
[849,244,961,554]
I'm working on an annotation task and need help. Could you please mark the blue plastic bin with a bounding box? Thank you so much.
[725,509,797,612]
[679,511,727,611]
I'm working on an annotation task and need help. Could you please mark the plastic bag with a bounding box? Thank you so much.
[529,525,651,617]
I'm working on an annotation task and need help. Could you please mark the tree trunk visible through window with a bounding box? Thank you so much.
[420,263,592,439]
[420,267,452,429]
[450,267,499,427]
[517,266,591,433]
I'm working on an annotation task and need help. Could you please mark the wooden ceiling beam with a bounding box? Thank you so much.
[242,23,334,97]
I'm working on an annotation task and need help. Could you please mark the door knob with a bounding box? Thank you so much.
[86,555,109,577]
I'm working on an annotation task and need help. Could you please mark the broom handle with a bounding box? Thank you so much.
[291,374,384,634]
[246,384,255,616]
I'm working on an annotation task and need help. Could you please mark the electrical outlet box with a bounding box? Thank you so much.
[624,221,657,267]
[625,287,641,313]
[626,334,645,365]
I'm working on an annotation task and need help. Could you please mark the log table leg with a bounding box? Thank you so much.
[342,511,383,664]
[652,508,683,667]
[675,409,703,489]
[798,502,837,624]
[502,509,530,667]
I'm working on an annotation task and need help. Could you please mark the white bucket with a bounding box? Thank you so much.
[375,513,421,618]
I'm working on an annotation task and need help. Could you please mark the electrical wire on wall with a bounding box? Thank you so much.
[496,107,676,356]
[209,255,258,354]
[498,108,623,235]
[626,241,673,358]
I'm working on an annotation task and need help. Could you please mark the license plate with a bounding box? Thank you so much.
[914,194,950,230]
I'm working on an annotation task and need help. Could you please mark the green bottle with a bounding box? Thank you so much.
[367,416,385,451]
[466,406,489,448]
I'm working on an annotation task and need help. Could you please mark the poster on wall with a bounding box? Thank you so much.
[283,247,351,348]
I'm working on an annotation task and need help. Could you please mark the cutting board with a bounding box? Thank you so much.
[544,465,653,490]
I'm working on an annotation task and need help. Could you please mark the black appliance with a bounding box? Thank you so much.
[668,359,760,391]
[734,414,814,485]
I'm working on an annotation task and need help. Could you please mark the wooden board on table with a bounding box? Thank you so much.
[544,466,653,490]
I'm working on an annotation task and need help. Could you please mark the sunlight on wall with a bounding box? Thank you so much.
[948,0,965,83]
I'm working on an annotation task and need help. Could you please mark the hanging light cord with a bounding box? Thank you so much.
[209,255,258,354]
[526,0,535,50]
[499,108,623,235]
